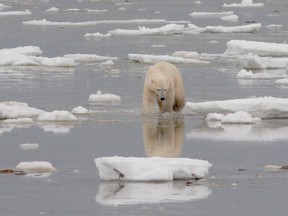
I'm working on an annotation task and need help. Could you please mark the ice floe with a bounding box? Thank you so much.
[88,91,121,104]
[71,106,89,115]
[275,78,288,86]
[0,46,117,67]
[84,32,111,38]
[237,69,288,79]
[0,3,10,10]
[16,161,57,173]
[0,101,44,120]
[223,0,264,8]
[203,23,261,33]
[189,11,234,18]
[108,24,185,36]
[95,156,212,181]
[128,53,209,64]
[19,143,40,150]
[207,111,261,124]
[23,19,166,26]
[96,182,211,205]
[3,118,34,124]
[63,54,117,63]
[46,7,59,12]
[239,54,288,69]
[38,110,77,122]
[186,97,288,119]
[0,10,31,16]
[224,40,288,56]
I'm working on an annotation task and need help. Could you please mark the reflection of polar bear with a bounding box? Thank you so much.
[142,62,185,114]
[142,115,184,157]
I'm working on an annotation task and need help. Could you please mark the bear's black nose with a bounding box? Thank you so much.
[160,97,165,101]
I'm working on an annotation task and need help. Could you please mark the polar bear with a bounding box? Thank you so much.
[142,61,185,114]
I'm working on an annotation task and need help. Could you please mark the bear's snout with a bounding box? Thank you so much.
[160,97,165,101]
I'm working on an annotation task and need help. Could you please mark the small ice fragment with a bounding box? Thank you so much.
[16,161,56,173]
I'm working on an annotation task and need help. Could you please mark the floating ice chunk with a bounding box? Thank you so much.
[23,19,166,26]
[0,10,31,16]
[206,111,260,124]
[85,9,108,13]
[88,91,121,104]
[189,11,234,18]
[184,23,261,34]
[172,51,200,59]
[84,32,111,38]
[19,143,39,150]
[221,14,239,22]
[46,7,59,12]
[16,161,56,173]
[101,60,114,65]
[71,106,89,115]
[0,101,44,119]
[224,40,288,56]
[239,54,288,69]
[275,78,288,85]
[108,24,185,36]
[0,3,10,10]
[203,23,261,33]
[3,118,34,124]
[38,110,78,122]
[221,111,260,124]
[186,97,288,119]
[128,54,209,64]
[95,156,212,181]
[0,46,42,56]
[36,56,76,67]
[65,8,82,12]
[205,113,225,121]
[223,0,264,7]
[63,54,117,63]
[237,69,288,79]
[96,182,211,205]
[264,165,282,172]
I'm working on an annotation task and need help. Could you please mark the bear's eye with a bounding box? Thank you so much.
[157,88,160,91]
[164,89,167,91]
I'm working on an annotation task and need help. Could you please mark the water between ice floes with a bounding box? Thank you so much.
[1,0,288,215]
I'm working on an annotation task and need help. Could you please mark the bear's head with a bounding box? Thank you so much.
[149,77,170,102]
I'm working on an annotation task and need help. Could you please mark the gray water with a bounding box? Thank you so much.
[1,0,288,215]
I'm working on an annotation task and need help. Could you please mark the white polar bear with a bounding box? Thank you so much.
[142,61,185,114]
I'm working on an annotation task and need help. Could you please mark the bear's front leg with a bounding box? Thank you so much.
[143,91,155,114]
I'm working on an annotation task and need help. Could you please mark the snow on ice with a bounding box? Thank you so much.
[186,97,288,119]
[16,161,57,173]
[88,91,121,104]
[95,156,212,181]
[206,111,261,124]
[96,182,211,205]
